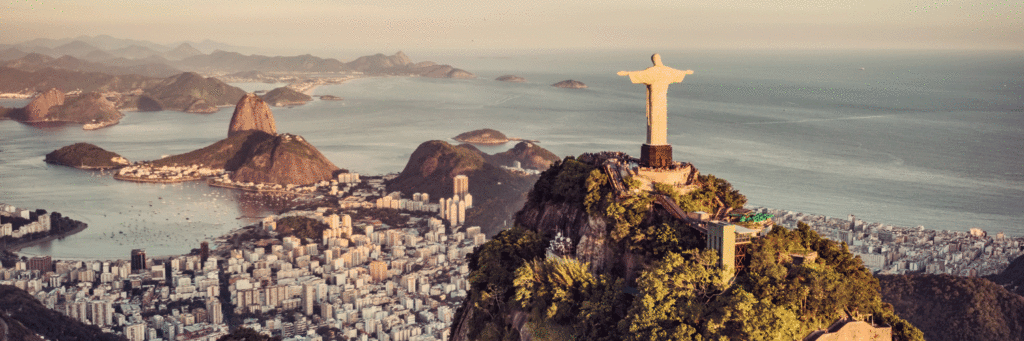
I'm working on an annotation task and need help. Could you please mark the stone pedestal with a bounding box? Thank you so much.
[641,144,673,168]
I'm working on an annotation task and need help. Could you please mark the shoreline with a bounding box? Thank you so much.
[451,137,540,145]
[112,173,205,183]
[15,225,254,262]
[3,223,88,253]
[207,179,304,195]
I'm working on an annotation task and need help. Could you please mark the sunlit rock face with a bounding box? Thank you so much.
[228,93,276,137]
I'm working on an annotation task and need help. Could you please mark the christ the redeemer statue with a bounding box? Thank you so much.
[618,53,693,168]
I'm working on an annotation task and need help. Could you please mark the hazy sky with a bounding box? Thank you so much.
[2,0,1021,52]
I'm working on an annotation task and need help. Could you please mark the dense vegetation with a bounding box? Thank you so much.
[44,142,127,169]
[216,327,281,341]
[654,174,746,217]
[0,285,126,341]
[453,155,922,341]
[987,253,1024,297]
[880,274,1024,341]
[454,228,548,339]
[274,216,330,241]
[387,140,538,236]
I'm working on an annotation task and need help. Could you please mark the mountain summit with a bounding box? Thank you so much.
[228,93,276,137]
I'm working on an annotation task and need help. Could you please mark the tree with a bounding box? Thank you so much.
[458,228,548,338]
[621,249,728,341]
[513,257,596,323]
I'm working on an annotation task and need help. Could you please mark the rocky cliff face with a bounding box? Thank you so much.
[18,89,122,128]
[49,92,124,126]
[231,134,340,186]
[22,88,65,121]
[514,200,615,271]
[228,93,276,137]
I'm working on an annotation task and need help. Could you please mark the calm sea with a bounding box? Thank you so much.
[2,49,1021,259]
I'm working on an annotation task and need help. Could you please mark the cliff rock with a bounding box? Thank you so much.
[22,88,65,121]
[45,142,129,169]
[18,90,122,128]
[49,92,124,126]
[496,75,526,82]
[552,80,587,89]
[261,87,312,107]
[231,134,340,186]
[228,93,276,136]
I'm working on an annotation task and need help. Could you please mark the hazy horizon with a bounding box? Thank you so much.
[2,0,1021,56]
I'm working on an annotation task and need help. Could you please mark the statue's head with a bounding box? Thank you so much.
[651,53,663,66]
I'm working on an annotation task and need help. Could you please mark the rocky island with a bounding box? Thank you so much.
[261,86,312,106]
[495,75,526,83]
[453,128,513,145]
[5,88,124,129]
[44,143,129,169]
[551,79,587,88]
[318,95,343,101]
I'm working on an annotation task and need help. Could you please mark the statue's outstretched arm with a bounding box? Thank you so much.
[617,71,632,76]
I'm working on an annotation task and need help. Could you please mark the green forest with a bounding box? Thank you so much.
[453,156,923,341]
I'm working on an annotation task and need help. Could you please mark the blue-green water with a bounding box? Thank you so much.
[2,49,1022,258]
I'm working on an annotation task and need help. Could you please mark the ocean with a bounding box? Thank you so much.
[2,49,1021,259]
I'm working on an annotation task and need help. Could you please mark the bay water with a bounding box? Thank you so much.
[2,49,1021,258]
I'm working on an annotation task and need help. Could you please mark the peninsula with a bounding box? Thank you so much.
[3,88,124,129]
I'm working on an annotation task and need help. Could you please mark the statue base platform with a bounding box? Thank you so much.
[641,144,673,168]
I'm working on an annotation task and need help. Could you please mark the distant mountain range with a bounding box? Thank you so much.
[0,35,474,80]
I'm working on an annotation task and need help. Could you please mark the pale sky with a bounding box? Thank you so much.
[1,0,1021,52]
